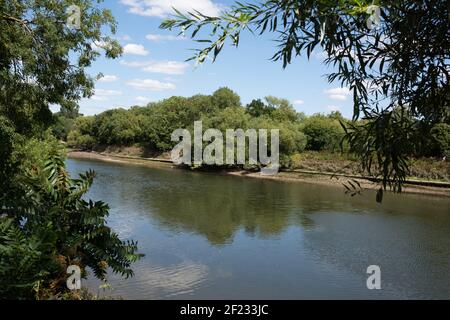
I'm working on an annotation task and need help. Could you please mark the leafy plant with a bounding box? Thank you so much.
[160,0,449,196]
[1,149,143,299]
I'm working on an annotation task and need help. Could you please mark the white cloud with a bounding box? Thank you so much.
[95,89,123,96]
[143,61,189,75]
[120,60,151,68]
[98,75,119,82]
[126,79,176,91]
[90,89,123,102]
[292,99,304,105]
[121,60,190,75]
[120,34,132,41]
[135,96,151,105]
[121,0,224,18]
[324,87,351,101]
[325,87,350,95]
[91,95,109,102]
[123,43,149,56]
[326,105,342,112]
[329,94,347,101]
[146,33,185,41]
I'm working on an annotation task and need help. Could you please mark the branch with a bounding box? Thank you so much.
[1,14,34,35]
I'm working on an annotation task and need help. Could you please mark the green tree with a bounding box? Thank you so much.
[161,0,449,193]
[0,0,141,298]
[1,149,142,299]
[265,96,299,122]
[212,87,242,109]
[430,123,450,158]
[246,99,272,117]
[302,115,345,152]
[94,109,142,145]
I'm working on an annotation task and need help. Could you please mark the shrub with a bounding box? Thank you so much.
[0,150,143,299]
[302,115,345,152]
[430,123,450,157]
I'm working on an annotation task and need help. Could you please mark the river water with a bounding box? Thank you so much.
[67,158,450,299]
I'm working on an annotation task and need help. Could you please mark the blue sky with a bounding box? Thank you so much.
[69,0,353,118]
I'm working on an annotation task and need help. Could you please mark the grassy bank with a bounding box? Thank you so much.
[68,148,450,198]
[76,144,450,182]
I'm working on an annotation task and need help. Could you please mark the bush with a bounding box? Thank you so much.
[0,150,143,299]
[430,123,450,157]
[67,131,97,150]
[302,115,345,152]
[212,87,241,109]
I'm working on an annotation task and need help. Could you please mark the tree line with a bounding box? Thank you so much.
[57,87,449,169]
[59,88,346,167]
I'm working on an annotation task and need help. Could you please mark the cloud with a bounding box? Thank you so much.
[292,99,304,105]
[95,89,123,96]
[126,79,176,91]
[123,43,149,56]
[90,88,123,102]
[121,60,190,75]
[98,75,119,82]
[120,0,224,18]
[329,94,347,101]
[143,61,190,75]
[135,96,151,105]
[146,33,185,41]
[120,60,150,68]
[325,87,350,95]
[326,105,342,112]
[324,87,351,101]
[120,34,132,41]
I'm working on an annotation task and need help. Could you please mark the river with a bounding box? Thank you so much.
[67,158,450,299]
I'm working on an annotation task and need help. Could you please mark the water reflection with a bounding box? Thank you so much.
[68,158,450,299]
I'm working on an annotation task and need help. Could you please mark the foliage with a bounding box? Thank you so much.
[212,87,242,109]
[0,0,122,137]
[0,217,60,299]
[246,99,272,118]
[66,89,317,165]
[0,0,142,299]
[52,116,75,141]
[430,123,450,158]
[344,108,414,192]
[0,149,142,299]
[302,114,345,152]
[160,0,449,193]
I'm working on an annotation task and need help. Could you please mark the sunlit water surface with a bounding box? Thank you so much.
[67,158,450,299]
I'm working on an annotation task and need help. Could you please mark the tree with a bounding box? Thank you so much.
[430,123,450,158]
[212,87,242,109]
[161,0,449,193]
[302,115,345,152]
[265,96,299,122]
[1,0,122,194]
[0,0,141,298]
[246,99,272,117]
[1,149,142,299]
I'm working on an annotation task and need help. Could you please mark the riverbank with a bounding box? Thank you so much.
[68,151,450,198]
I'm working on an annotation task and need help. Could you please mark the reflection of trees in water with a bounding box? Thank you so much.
[89,162,385,246]
[135,171,376,245]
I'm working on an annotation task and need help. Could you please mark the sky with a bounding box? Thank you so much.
[64,0,354,118]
